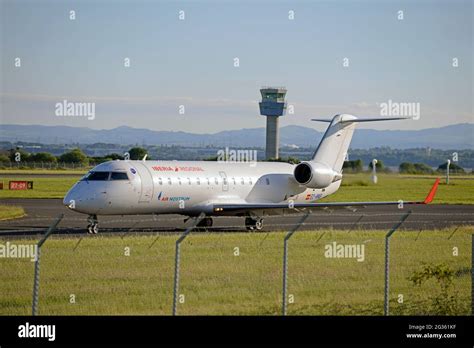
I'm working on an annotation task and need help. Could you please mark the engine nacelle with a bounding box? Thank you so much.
[293,161,339,188]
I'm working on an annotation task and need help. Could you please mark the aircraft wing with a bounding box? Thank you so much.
[212,178,440,213]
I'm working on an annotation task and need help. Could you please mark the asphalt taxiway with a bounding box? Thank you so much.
[0,198,473,237]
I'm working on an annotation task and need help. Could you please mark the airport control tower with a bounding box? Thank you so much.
[259,87,287,159]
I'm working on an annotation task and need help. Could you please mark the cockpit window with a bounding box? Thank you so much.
[81,171,129,181]
[110,172,129,180]
[82,171,110,181]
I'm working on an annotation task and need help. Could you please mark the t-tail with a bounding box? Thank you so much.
[293,114,410,188]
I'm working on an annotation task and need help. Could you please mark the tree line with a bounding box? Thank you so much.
[343,159,466,174]
[0,147,149,166]
[0,146,468,174]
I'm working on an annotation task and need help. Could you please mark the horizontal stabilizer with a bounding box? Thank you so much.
[310,118,333,123]
[311,116,412,124]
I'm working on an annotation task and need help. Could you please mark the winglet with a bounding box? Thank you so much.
[423,178,440,204]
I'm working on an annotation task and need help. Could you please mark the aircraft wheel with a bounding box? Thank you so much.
[245,217,253,231]
[87,215,99,234]
[204,217,213,227]
[245,217,262,231]
[87,223,99,234]
[91,223,99,234]
[196,217,213,231]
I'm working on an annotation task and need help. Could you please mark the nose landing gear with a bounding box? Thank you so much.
[245,217,263,231]
[87,214,99,234]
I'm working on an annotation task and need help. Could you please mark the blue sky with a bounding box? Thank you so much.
[1,0,472,133]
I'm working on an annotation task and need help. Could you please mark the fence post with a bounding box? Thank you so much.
[384,210,412,316]
[282,212,311,316]
[172,212,205,316]
[32,214,64,316]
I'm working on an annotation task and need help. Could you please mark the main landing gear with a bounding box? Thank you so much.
[245,217,263,231]
[196,216,213,231]
[87,214,99,234]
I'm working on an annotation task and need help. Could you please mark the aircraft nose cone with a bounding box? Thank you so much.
[63,183,101,215]
[63,194,72,208]
[63,190,77,209]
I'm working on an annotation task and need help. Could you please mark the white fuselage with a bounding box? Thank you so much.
[63,160,341,216]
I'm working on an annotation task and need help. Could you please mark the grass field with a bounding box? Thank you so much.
[0,172,473,204]
[0,176,79,199]
[325,174,474,204]
[0,227,471,315]
[0,169,87,175]
[0,205,25,220]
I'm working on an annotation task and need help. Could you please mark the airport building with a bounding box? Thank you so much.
[259,87,287,160]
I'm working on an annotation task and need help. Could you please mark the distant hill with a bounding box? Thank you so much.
[1,123,473,150]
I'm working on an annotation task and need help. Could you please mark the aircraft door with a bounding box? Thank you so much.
[134,162,154,203]
[219,171,229,192]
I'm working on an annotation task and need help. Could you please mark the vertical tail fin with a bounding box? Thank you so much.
[311,114,409,173]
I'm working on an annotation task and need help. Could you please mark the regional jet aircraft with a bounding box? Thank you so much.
[63,114,440,233]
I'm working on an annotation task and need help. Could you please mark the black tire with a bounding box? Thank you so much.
[92,224,99,234]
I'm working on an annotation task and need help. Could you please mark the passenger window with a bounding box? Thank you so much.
[249,178,253,185]
[110,172,129,180]
[86,171,110,181]
[178,178,182,185]
[265,178,270,185]
[197,178,201,185]
[214,178,218,185]
[187,177,191,185]
[158,178,163,185]
[207,178,210,185]
[167,178,172,185]
[241,178,244,185]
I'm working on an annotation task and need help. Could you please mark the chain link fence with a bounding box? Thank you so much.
[0,213,472,316]
[0,162,98,170]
